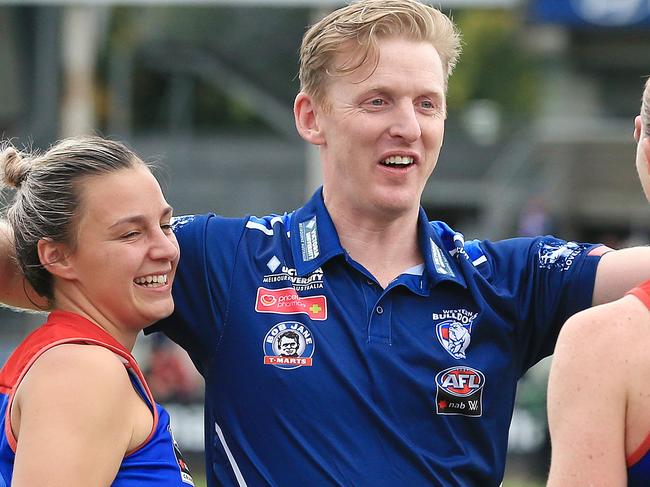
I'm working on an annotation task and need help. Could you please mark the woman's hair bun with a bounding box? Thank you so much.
[0,145,31,189]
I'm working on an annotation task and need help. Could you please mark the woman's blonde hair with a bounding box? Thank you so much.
[0,136,147,303]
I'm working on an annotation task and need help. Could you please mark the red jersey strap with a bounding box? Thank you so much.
[627,280,650,311]
[628,435,650,467]
[625,281,650,466]
[2,310,158,454]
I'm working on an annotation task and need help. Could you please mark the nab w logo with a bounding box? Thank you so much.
[467,400,480,411]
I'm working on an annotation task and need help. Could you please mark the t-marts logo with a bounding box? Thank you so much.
[255,287,327,320]
[435,366,485,417]
[264,321,315,369]
[433,309,478,359]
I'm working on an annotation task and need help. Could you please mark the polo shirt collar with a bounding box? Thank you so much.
[418,207,467,289]
[291,188,467,289]
[291,187,346,276]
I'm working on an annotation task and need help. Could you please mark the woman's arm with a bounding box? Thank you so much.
[11,344,142,487]
[547,301,633,486]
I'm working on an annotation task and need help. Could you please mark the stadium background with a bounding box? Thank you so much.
[2,0,650,485]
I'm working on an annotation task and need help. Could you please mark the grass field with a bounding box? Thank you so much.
[189,472,545,486]
[503,478,545,487]
[192,473,206,487]
[188,455,546,487]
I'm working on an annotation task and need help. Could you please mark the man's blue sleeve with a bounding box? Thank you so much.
[146,213,246,375]
[472,236,606,374]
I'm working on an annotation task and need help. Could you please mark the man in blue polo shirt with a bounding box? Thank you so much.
[1,1,650,486]
[148,1,650,485]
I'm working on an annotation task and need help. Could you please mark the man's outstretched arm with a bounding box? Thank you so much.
[592,246,650,306]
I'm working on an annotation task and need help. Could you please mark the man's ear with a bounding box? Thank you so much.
[635,115,642,143]
[37,239,76,280]
[643,137,650,176]
[294,92,326,146]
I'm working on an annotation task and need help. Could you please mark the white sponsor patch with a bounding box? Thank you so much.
[262,265,324,291]
[430,239,455,277]
[267,256,281,273]
[299,217,320,261]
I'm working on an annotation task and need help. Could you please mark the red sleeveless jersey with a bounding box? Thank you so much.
[0,310,193,486]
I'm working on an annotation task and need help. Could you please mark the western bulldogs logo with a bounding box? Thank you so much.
[436,320,471,359]
[433,309,478,359]
[263,321,315,370]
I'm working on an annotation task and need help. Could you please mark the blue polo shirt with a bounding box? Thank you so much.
[153,188,603,487]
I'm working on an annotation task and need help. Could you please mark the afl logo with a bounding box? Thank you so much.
[263,321,315,370]
[435,366,485,397]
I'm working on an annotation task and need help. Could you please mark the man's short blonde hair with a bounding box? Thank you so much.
[298,0,462,107]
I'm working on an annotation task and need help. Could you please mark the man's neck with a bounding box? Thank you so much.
[328,204,423,289]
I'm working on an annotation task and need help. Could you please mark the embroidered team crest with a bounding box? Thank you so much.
[433,309,478,359]
[537,240,588,271]
[170,214,195,230]
[263,321,315,370]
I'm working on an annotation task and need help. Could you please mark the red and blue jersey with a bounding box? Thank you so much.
[0,310,194,487]
[626,281,650,487]
[152,188,605,487]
